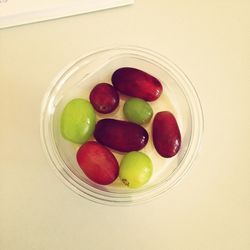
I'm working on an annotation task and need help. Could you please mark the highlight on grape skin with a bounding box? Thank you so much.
[111,67,163,101]
[94,118,149,152]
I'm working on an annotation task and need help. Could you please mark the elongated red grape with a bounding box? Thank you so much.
[89,83,119,113]
[153,111,181,158]
[94,119,148,152]
[111,67,163,101]
[76,141,119,185]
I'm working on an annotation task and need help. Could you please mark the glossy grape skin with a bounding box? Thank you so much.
[123,98,153,124]
[119,151,153,188]
[111,67,163,101]
[89,83,119,114]
[153,111,181,158]
[76,141,119,185]
[94,119,148,152]
[60,98,96,144]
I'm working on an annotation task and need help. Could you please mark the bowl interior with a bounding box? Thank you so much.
[49,50,192,196]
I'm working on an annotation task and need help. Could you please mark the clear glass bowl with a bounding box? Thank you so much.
[40,46,204,205]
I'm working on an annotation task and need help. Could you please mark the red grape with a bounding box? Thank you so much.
[94,119,148,152]
[76,141,119,185]
[111,67,163,101]
[153,111,181,158]
[89,83,119,114]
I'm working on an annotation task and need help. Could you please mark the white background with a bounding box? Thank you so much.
[0,0,134,28]
[0,1,249,249]
[0,0,133,14]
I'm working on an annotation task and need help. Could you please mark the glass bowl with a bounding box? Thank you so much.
[40,46,203,205]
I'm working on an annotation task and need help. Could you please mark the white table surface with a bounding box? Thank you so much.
[1,1,250,249]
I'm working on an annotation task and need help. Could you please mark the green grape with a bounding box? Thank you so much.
[123,98,153,124]
[60,98,96,144]
[119,151,153,188]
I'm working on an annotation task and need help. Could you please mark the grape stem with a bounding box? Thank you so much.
[122,179,129,186]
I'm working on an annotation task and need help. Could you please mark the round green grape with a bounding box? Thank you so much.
[60,98,96,144]
[119,151,153,188]
[123,98,153,124]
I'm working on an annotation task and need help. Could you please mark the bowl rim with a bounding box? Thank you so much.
[40,45,204,206]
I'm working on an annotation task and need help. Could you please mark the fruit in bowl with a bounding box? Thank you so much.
[94,118,149,152]
[60,98,96,144]
[153,111,181,158]
[41,47,204,205]
[119,151,153,188]
[59,67,181,189]
[123,98,153,125]
[76,141,119,185]
[89,83,119,114]
[112,67,163,101]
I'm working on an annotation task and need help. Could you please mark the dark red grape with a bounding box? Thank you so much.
[89,83,119,114]
[94,119,148,152]
[111,67,163,101]
[153,111,181,158]
[76,141,119,185]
